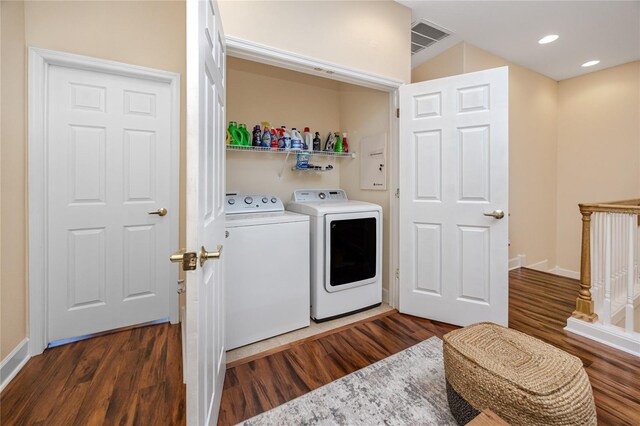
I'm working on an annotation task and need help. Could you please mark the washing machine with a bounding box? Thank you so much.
[225,194,310,350]
[287,189,382,321]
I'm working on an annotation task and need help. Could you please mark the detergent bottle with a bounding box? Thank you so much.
[270,128,278,149]
[313,132,322,151]
[334,132,343,153]
[324,132,335,151]
[342,132,349,153]
[227,121,243,146]
[252,125,262,147]
[290,128,303,150]
[261,122,272,148]
[238,123,251,146]
[280,126,291,149]
[302,127,313,151]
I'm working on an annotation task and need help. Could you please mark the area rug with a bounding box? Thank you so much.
[240,337,456,425]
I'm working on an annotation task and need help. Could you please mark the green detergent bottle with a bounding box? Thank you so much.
[238,123,252,146]
[334,132,343,153]
[227,121,243,146]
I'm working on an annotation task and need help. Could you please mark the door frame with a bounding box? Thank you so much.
[225,36,403,307]
[28,47,181,356]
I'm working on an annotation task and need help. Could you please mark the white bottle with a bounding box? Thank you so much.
[290,128,303,150]
[302,127,313,151]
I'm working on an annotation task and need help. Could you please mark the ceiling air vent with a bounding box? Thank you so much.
[411,20,450,55]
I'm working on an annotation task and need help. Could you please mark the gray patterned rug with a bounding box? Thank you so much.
[240,337,456,426]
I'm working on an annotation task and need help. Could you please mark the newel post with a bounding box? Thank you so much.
[572,207,598,322]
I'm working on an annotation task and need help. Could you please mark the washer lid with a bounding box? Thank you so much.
[287,200,382,216]
[225,210,309,228]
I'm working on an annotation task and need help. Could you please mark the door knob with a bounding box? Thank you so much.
[169,248,197,271]
[148,207,168,217]
[200,245,223,266]
[484,209,505,219]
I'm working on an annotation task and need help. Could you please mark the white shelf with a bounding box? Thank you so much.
[226,145,356,158]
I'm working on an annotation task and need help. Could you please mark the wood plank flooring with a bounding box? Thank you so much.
[2,268,639,425]
[0,322,185,426]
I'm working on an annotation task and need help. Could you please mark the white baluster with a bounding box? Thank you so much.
[603,213,612,325]
[626,214,636,333]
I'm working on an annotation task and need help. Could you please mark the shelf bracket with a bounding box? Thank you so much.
[277,149,292,179]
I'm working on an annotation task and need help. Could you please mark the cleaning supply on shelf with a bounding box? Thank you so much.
[261,122,272,148]
[238,123,251,146]
[290,128,303,150]
[313,132,321,151]
[342,132,349,153]
[280,126,291,149]
[295,152,309,169]
[252,125,262,147]
[270,128,278,149]
[227,121,243,146]
[302,127,313,151]
[334,132,343,153]
[324,132,335,151]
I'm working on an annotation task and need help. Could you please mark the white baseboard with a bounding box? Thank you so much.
[382,288,389,304]
[527,259,549,272]
[565,317,640,357]
[0,338,31,392]
[509,254,526,270]
[549,266,580,280]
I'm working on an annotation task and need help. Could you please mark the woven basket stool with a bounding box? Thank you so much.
[443,322,596,426]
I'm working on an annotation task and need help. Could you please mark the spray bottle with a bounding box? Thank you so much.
[342,132,349,153]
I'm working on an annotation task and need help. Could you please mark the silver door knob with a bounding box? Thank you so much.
[484,210,505,219]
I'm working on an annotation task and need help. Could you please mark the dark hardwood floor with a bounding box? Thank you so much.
[2,268,639,425]
[0,322,185,426]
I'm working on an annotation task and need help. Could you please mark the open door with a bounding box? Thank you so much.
[181,0,226,424]
[398,67,509,326]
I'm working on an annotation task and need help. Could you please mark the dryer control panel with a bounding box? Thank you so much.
[225,194,284,214]
[291,189,348,202]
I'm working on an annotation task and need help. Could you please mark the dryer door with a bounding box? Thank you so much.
[324,211,380,293]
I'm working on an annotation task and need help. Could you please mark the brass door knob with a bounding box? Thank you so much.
[200,245,223,266]
[169,248,197,271]
[148,208,168,216]
[483,209,505,219]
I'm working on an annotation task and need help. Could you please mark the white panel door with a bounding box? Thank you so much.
[399,67,509,326]
[185,0,226,424]
[47,65,177,342]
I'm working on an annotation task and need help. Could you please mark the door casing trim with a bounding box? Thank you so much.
[28,47,181,356]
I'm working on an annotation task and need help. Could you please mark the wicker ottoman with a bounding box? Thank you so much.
[443,322,596,426]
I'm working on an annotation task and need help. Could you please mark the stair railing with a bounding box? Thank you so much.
[573,199,640,334]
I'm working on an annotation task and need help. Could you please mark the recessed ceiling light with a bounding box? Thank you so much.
[538,35,559,44]
[581,60,600,67]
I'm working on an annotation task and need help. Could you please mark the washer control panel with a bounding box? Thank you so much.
[225,194,284,214]
[291,189,348,202]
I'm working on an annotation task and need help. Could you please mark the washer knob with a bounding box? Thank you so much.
[262,197,268,203]
[244,196,253,205]
[318,192,326,199]
[228,198,235,205]
[271,197,277,203]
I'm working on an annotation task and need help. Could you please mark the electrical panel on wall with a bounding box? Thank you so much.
[360,133,387,190]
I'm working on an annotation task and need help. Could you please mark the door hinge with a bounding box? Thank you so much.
[395,268,400,280]
[396,108,400,118]
[395,188,400,199]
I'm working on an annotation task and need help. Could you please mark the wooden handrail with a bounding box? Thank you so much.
[579,199,640,214]
[572,198,639,323]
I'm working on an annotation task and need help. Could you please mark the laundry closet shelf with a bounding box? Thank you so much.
[226,145,356,158]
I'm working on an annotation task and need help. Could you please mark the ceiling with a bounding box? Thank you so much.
[398,1,640,81]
